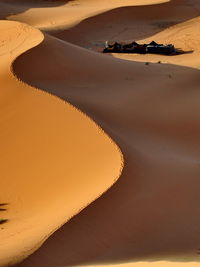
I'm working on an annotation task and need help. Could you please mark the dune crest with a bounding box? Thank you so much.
[1,0,200,267]
[13,0,200,266]
[1,0,169,30]
[0,20,123,266]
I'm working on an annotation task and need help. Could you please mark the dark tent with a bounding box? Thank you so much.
[148,41,159,46]
[103,40,176,55]
[132,41,139,46]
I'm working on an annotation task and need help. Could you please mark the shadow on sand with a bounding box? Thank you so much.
[0,0,70,20]
[53,0,200,49]
[0,203,8,225]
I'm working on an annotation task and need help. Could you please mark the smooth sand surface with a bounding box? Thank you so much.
[0,20,122,266]
[1,0,200,266]
[1,0,169,30]
[85,263,200,267]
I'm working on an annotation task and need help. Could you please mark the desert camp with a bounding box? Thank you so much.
[103,41,178,55]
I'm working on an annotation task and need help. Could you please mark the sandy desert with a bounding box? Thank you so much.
[0,0,200,267]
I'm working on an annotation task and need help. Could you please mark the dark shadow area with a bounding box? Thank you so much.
[53,0,200,50]
[0,219,8,225]
[0,208,7,211]
[0,0,70,20]
[0,204,8,225]
[0,203,8,206]
[169,49,194,55]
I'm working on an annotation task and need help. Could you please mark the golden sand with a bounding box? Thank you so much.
[0,0,200,266]
[0,20,122,266]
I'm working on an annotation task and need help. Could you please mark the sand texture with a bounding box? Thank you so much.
[0,0,200,267]
[0,19,122,266]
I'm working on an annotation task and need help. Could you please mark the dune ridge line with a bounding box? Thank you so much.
[0,20,123,266]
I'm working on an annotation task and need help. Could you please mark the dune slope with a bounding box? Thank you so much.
[14,17,200,267]
[1,0,169,30]
[52,0,200,50]
[1,0,200,266]
[0,20,122,266]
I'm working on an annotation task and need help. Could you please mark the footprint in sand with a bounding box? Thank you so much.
[0,203,8,225]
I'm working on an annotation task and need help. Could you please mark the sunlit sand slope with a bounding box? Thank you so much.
[53,0,200,46]
[52,261,200,267]
[0,20,122,266]
[15,30,200,267]
[85,263,200,267]
[0,0,169,30]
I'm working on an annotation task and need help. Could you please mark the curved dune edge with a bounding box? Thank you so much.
[13,1,200,265]
[85,263,200,267]
[3,0,170,30]
[4,0,199,267]
[0,20,123,266]
[52,0,200,69]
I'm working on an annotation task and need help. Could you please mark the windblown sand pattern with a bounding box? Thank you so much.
[0,1,200,267]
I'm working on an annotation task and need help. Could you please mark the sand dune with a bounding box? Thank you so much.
[52,0,200,50]
[1,0,169,30]
[0,20,122,266]
[51,0,200,69]
[86,263,200,267]
[13,0,200,266]
[1,0,200,266]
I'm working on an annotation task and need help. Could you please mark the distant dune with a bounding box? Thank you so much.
[0,0,200,267]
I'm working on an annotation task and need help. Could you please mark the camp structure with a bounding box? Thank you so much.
[104,41,123,53]
[146,41,176,55]
[103,41,176,55]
